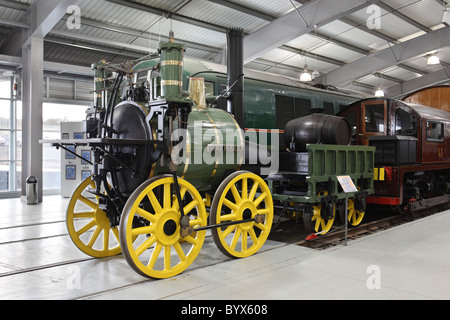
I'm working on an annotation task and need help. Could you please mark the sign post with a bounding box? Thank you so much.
[337,176,358,246]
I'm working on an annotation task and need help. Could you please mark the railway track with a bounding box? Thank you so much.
[295,203,450,250]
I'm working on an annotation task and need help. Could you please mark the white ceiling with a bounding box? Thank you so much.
[1,0,450,97]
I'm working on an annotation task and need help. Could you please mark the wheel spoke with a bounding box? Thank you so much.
[222,224,237,238]
[73,211,95,219]
[230,228,242,249]
[87,226,101,248]
[249,228,259,244]
[241,178,248,200]
[79,196,97,210]
[131,225,155,236]
[148,242,162,268]
[76,219,96,236]
[223,198,238,211]
[164,245,171,270]
[173,242,187,262]
[147,190,163,214]
[241,230,248,251]
[218,213,237,223]
[136,235,157,256]
[163,182,171,209]
[253,192,267,207]
[172,186,187,212]
[135,207,157,223]
[103,229,109,251]
[230,184,242,203]
[183,199,198,215]
[248,181,259,201]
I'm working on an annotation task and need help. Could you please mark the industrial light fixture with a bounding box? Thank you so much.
[427,55,440,65]
[311,70,320,79]
[300,55,312,82]
[300,68,312,82]
[374,73,385,97]
[374,88,385,97]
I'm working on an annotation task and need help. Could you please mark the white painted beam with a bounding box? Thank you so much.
[316,26,450,86]
[385,66,450,98]
[243,0,381,64]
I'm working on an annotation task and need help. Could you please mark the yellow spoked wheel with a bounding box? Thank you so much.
[303,190,335,235]
[119,175,207,279]
[340,198,365,227]
[66,176,122,258]
[210,171,273,259]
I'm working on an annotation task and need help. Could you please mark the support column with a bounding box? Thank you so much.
[21,35,44,202]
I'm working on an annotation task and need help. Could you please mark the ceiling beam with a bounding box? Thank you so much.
[385,65,450,98]
[316,26,450,86]
[243,0,382,64]
[376,2,432,33]
[25,0,80,40]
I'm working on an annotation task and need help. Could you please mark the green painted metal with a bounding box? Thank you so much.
[175,107,243,190]
[271,144,375,204]
[158,41,186,102]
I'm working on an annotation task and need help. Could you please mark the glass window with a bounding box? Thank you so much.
[0,76,11,99]
[0,99,10,129]
[365,104,385,133]
[395,108,417,136]
[323,102,334,115]
[426,121,444,142]
[205,81,214,97]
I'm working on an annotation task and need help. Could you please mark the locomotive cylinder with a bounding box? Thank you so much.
[284,114,351,152]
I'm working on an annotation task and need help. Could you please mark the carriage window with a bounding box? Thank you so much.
[395,108,416,136]
[365,104,385,133]
[323,102,334,115]
[426,121,444,142]
[205,81,214,97]
[136,70,149,84]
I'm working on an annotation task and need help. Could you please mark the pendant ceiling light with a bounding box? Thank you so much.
[299,55,311,82]
[374,73,384,97]
[427,55,440,65]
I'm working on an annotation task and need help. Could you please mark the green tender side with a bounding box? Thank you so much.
[272,144,375,204]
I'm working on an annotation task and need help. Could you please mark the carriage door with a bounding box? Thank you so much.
[361,100,388,145]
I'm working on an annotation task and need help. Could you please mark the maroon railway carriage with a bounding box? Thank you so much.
[338,98,450,213]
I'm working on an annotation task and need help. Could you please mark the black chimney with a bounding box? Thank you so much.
[227,28,245,129]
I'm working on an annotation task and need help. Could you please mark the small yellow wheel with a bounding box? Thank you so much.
[340,198,365,227]
[210,171,273,259]
[119,175,207,279]
[303,190,335,235]
[66,176,122,258]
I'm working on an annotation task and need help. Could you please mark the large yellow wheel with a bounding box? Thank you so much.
[340,198,365,227]
[66,176,122,258]
[119,175,207,279]
[303,190,335,235]
[210,171,273,259]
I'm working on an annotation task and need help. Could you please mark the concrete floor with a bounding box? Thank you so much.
[1,195,449,300]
